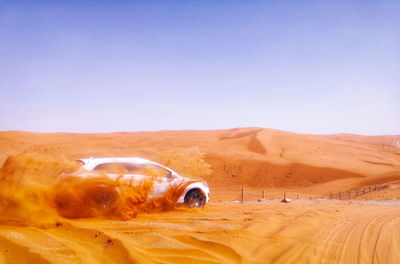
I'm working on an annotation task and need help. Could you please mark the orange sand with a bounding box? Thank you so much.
[1,128,399,191]
[0,128,399,263]
[0,201,399,263]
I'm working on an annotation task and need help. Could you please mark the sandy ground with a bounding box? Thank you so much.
[0,200,399,264]
[0,128,399,263]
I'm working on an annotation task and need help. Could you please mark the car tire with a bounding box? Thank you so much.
[91,186,119,209]
[184,189,206,209]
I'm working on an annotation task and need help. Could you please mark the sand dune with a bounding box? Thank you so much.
[0,128,399,263]
[0,128,399,193]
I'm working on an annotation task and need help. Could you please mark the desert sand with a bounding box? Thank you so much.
[0,127,399,263]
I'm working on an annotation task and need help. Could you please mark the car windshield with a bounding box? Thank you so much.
[93,162,170,177]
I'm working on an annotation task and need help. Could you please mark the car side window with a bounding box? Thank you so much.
[93,163,129,174]
[93,162,170,177]
[134,164,169,177]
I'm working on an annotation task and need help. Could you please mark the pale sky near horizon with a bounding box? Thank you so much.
[0,0,399,135]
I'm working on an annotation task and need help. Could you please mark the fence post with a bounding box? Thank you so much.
[339,191,341,200]
[330,191,332,199]
[348,191,350,199]
[297,194,299,199]
[241,187,244,203]
[262,190,264,199]
[309,196,311,200]
[284,192,286,199]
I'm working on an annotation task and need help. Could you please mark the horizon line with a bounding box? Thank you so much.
[1,127,399,137]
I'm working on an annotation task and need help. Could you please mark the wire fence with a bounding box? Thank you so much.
[236,180,400,203]
[321,182,396,200]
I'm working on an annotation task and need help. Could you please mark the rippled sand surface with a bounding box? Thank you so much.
[1,200,399,264]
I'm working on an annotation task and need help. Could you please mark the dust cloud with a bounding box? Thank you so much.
[0,153,194,226]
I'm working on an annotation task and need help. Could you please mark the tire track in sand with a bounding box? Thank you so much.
[316,208,400,264]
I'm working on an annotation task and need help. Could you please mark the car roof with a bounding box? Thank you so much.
[77,157,175,172]
[78,157,155,164]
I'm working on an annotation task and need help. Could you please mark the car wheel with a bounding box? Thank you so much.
[91,187,119,209]
[184,189,206,209]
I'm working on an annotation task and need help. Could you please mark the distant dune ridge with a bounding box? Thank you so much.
[0,127,399,193]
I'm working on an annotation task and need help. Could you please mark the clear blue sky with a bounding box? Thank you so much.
[0,0,399,135]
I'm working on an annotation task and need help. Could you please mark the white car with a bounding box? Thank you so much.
[73,157,210,209]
